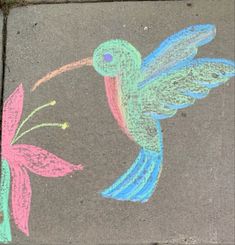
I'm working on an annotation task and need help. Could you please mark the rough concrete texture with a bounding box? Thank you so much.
[3,0,235,244]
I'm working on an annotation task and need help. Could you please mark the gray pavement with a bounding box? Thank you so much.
[1,0,235,244]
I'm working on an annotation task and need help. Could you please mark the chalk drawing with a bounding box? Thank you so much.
[0,84,83,243]
[31,24,235,204]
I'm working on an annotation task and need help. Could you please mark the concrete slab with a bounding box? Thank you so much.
[3,0,234,244]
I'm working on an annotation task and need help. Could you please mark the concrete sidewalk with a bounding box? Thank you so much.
[1,0,235,244]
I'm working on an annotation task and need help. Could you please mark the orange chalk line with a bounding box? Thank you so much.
[31,57,93,91]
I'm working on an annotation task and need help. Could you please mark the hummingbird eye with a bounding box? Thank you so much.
[103,53,113,62]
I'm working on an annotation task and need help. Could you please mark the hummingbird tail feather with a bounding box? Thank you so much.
[101,148,163,203]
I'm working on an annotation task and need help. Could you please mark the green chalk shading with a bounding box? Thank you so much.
[93,40,235,153]
[0,159,12,243]
[93,40,163,152]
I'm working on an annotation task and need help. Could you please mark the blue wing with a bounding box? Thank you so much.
[140,24,216,88]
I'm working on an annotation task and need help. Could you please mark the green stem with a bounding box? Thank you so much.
[0,159,12,243]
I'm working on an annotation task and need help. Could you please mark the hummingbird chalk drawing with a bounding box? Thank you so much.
[32,24,235,203]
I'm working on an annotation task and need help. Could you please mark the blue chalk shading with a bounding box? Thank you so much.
[101,122,163,203]
[199,81,224,89]
[140,24,216,87]
[141,24,216,69]
[166,103,193,110]
[150,112,174,120]
[190,57,235,68]
[139,59,192,89]
[183,91,209,99]
[139,57,235,89]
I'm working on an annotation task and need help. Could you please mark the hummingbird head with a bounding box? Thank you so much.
[92,39,141,80]
[31,40,141,91]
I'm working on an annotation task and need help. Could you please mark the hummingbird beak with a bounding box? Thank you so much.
[31,57,93,91]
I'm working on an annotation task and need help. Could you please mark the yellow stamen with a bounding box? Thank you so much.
[50,100,56,106]
[12,100,56,143]
[11,122,69,144]
[61,122,69,130]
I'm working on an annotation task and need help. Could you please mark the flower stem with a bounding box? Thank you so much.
[12,122,69,144]
[0,160,12,243]
[12,100,56,143]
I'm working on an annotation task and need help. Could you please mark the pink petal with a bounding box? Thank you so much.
[12,144,84,177]
[10,164,31,236]
[2,84,24,145]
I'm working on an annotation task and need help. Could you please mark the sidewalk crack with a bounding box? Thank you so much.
[0,12,8,176]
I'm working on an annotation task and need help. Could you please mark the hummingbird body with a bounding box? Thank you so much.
[103,75,164,202]
[93,40,165,202]
[103,54,162,153]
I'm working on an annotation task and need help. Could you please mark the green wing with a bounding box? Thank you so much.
[140,58,235,120]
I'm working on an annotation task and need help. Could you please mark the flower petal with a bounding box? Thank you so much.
[10,164,31,236]
[2,84,24,145]
[12,144,84,177]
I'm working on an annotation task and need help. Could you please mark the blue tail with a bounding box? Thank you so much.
[101,148,163,203]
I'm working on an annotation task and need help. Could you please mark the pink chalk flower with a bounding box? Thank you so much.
[1,84,83,239]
